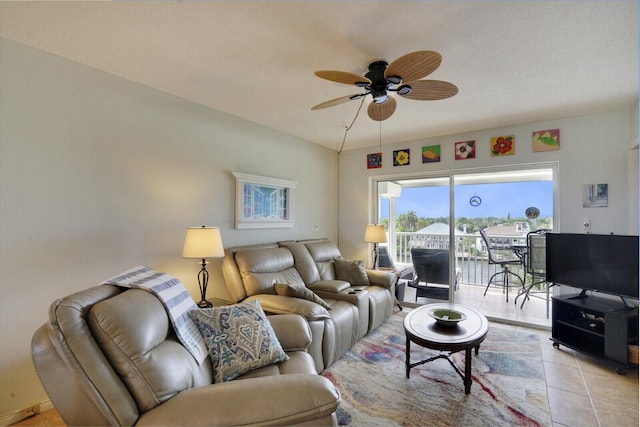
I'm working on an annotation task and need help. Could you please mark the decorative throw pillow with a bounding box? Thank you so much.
[274,283,332,310]
[334,257,370,285]
[188,300,289,383]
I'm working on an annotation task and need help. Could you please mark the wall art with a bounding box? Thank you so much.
[422,145,441,163]
[532,128,560,152]
[454,140,475,160]
[367,152,382,169]
[491,135,515,156]
[393,149,410,166]
[582,183,608,208]
[232,172,297,229]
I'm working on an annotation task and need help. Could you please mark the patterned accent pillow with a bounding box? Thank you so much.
[334,257,370,285]
[274,283,332,310]
[189,300,289,383]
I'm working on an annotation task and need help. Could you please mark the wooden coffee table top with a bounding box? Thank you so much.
[404,303,489,351]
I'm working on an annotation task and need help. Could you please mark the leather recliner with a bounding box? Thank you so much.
[31,285,341,426]
[221,239,396,372]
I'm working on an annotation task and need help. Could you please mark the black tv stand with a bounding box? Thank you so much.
[551,293,638,374]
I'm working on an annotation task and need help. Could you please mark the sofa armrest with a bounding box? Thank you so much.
[307,280,351,293]
[136,374,340,426]
[267,314,312,351]
[365,269,398,289]
[246,294,331,321]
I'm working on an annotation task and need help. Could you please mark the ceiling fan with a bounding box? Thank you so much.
[311,51,458,121]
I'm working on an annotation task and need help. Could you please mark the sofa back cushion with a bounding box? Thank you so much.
[88,289,213,413]
[235,247,306,296]
[278,241,322,284]
[303,240,342,280]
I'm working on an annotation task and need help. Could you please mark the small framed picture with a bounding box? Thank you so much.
[455,140,475,160]
[490,135,515,156]
[422,145,441,163]
[532,129,560,152]
[582,183,608,208]
[393,149,410,166]
[367,152,382,169]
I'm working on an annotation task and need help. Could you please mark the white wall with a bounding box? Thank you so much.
[337,109,639,263]
[0,38,337,419]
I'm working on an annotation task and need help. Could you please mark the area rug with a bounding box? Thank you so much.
[321,310,551,427]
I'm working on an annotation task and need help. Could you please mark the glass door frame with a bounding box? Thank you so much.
[369,161,559,303]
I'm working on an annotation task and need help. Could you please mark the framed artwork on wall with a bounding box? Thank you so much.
[422,145,441,163]
[393,149,410,166]
[532,129,560,152]
[367,152,382,169]
[232,172,297,229]
[582,183,608,208]
[454,140,475,160]
[490,135,515,156]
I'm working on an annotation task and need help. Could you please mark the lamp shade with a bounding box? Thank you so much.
[364,224,387,243]
[182,226,225,259]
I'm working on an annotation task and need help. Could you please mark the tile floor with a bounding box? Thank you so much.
[400,283,639,427]
[12,285,639,427]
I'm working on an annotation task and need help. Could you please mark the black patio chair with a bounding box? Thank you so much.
[479,228,524,302]
[515,229,555,317]
[408,248,458,301]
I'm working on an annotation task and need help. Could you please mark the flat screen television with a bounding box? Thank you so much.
[546,233,639,300]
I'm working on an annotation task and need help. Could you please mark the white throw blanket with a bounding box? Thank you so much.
[101,266,208,364]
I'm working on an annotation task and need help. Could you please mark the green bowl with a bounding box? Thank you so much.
[428,308,467,327]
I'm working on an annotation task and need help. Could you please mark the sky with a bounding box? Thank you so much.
[380,181,553,219]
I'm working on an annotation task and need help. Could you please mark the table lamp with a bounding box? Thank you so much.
[364,224,387,268]
[182,226,225,308]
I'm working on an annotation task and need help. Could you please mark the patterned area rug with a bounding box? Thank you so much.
[321,311,551,427]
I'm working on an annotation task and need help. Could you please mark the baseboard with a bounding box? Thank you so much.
[0,400,53,427]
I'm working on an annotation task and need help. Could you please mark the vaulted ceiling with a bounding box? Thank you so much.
[1,1,638,151]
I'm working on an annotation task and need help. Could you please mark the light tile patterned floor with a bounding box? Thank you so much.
[401,284,639,427]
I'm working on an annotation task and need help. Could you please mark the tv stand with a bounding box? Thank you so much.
[551,293,638,374]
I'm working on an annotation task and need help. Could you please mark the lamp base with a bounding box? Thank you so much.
[197,300,213,309]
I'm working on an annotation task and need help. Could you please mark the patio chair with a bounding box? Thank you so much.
[480,228,524,302]
[515,229,555,317]
[408,248,459,301]
[378,246,415,302]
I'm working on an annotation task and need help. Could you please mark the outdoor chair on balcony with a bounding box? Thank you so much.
[378,246,415,302]
[480,228,524,302]
[408,248,459,301]
[515,229,555,317]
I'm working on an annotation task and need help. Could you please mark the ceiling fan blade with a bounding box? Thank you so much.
[401,80,458,101]
[314,70,371,86]
[385,51,442,83]
[311,94,362,110]
[367,97,397,121]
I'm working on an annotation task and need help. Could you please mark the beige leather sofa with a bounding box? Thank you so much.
[222,239,397,372]
[31,285,341,426]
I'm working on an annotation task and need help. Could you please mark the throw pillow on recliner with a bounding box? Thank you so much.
[334,257,369,285]
[273,283,332,310]
[189,299,289,383]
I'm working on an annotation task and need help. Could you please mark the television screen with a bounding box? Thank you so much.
[546,233,639,299]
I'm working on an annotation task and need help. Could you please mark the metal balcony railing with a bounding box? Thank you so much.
[388,231,527,287]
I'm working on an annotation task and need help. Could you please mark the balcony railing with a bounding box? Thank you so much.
[389,231,527,287]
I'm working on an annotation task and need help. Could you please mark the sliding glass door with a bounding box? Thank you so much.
[374,163,556,324]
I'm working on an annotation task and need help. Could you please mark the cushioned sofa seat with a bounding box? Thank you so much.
[222,239,397,372]
[31,285,340,426]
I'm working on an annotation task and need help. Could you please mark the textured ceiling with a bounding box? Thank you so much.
[1,1,638,151]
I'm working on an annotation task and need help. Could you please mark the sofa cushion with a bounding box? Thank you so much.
[334,257,370,285]
[189,300,289,383]
[235,248,306,296]
[274,283,332,310]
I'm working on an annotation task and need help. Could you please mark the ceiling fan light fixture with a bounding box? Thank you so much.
[387,75,402,85]
[397,84,412,96]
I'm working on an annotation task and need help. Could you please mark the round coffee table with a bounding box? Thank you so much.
[404,303,489,394]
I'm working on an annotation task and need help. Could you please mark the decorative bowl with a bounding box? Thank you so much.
[428,308,467,327]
